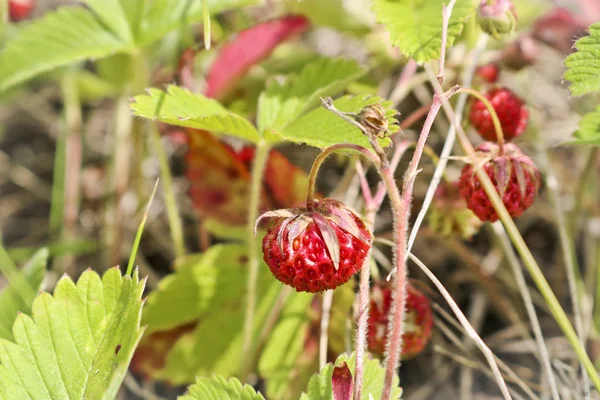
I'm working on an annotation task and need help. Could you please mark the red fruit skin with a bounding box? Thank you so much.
[476,63,500,83]
[469,87,528,142]
[458,142,540,222]
[367,284,434,359]
[9,0,35,22]
[261,202,370,293]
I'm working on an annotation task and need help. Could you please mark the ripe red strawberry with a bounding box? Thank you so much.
[258,199,372,293]
[469,87,528,142]
[475,63,500,83]
[458,142,540,222]
[427,181,482,239]
[367,283,433,359]
[9,0,35,22]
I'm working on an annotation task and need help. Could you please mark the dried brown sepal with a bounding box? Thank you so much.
[357,103,389,139]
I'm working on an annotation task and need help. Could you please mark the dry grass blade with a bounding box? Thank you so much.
[408,252,513,400]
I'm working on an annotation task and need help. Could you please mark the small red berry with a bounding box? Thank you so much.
[475,63,500,83]
[367,283,434,359]
[458,142,540,222]
[258,199,372,293]
[469,87,528,142]
[9,0,35,22]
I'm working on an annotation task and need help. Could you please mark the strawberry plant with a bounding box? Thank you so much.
[0,0,600,399]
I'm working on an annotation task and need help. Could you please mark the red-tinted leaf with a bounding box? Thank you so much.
[130,323,196,381]
[185,129,308,226]
[332,361,353,400]
[204,15,310,99]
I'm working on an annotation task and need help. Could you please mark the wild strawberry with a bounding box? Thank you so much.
[469,87,528,142]
[475,63,500,84]
[427,181,482,239]
[458,142,540,222]
[477,0,518,39]
[9,0,35,22]
[367,283,433,359]
[257,199,372,293]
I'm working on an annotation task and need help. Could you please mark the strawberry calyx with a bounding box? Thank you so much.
[256,199,372,271]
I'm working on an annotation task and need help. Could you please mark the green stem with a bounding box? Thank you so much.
[535,142,590,397]
[242,140,270,378]
[150,126,187,259]
[126,180,159,276]
[456,87,505,153]
[106,93,133,266]
[432,77,600,393]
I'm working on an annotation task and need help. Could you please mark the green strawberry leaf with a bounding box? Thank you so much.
[130,86,260,142]
[257,57,366,132]
[0,248,47,341]
[83,0,133,43]
[137,0,260,47]
[0,268,146,400]
[0,7,130,92]
[300,353,402,400]
[564,22,600,96]
[141,244,313,384]
[372,0,476,64]
[277,95,397,148]
[179,375,265,400]
[571,106,600,145]
[258,289,315,399]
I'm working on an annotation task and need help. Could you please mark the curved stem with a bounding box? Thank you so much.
[305,143,380,210]
[242,140,271,378]
[456,87,505,153]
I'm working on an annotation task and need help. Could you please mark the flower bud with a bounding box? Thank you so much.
[477,0,518,39]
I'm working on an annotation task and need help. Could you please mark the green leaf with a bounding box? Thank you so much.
[138,0,260,47]
[0,249,47,341]
[372,0,476,63]
[278,95,396,148]
[258,289,315,400]
[564,22,600,96]
[571,106,600,145]
[180,375,265,400]
[83,0,133,43]
[0,268,146,400]
[0,7,130,92]
[130,85,260,142]
[258,57,366,132]
[143,244,299,384]
[300,353,402,400]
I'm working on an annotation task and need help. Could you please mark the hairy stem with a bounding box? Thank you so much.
[242,140,271,378]
[407,36,488,256]
[353,207,376,400]
[382,88,456,400]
